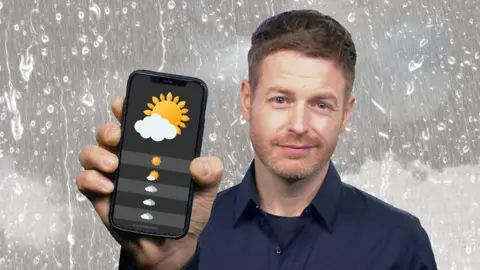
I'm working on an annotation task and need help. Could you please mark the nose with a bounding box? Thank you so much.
[288,103,308,135]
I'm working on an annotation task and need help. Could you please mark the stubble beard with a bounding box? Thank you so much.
[250,127,331,183]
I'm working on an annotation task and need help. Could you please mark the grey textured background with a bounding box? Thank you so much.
[0,0,479,269]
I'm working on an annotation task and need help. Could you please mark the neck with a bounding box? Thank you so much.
[254,158,329,217]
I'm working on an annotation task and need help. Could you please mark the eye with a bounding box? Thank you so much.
[274,97,286,104]
[317,103,329,109]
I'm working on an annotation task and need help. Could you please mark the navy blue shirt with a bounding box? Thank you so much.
[119,160,438,270]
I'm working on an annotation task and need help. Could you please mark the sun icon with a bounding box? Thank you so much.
[144,92,190,135]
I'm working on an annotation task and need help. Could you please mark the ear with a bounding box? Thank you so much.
[240,80,253,122]
[340,95,355,133]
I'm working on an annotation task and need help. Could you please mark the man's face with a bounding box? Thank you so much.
[241,50,355,181]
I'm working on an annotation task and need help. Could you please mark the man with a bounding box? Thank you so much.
[76,9,437,270]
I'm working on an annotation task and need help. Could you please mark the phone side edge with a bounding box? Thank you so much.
[168,78,209,239]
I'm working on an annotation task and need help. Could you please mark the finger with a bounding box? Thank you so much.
[111,96,125,123]
[189,156,224,197]
[76,169,115,196]
[96,122,121,148]
[78,145,119,173]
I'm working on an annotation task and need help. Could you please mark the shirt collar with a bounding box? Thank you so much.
[233,159,343,233]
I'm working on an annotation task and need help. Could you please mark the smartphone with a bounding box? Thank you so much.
[109,69,208,239]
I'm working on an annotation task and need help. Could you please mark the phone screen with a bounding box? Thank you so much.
[111,72,206,237]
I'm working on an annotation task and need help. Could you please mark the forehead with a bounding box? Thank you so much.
[257,50,346,96]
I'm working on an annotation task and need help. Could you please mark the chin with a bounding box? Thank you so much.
[266,156,321,182]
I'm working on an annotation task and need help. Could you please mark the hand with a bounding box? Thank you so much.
[76,96,224,269]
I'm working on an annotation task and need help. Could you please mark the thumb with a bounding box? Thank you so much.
[190,156,224,196]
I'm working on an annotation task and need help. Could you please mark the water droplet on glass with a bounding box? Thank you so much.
[462,145,470,153]
[97,35,103,43]
[45,175,52,185]
[82,46,90,55]
[41,48,48,56]
[19,51,34,82]
[47,104,54,113]
[72,47,78,55]
[63,76,69,82]
[41,33,49,43]
[35,213,41,220]
[30,121,35,127]
[209,133,217,141]
[182,1,187,8]
[56,13,62,21]
[33,256,40,265]
[217,24,224,31]
[104,7,110,15]
[76,192,87,201]
[78,11,84,20]
[419,38,428,47]
[447,56,456,65]
[82,92,94,107]
[406,81,415,95]
[239,115,246,125]
[89,3,102,20]
[408,55,424,72]
[122,7,128,14]
[437,123,446,131]
[347,12,355,22]
[0,2,3,10]
[13,182,23,195]
[46,121,52,129]
[421,128,430,140]
[14,24,19,31]
[201,14,208,22]
[168,0,175,9]
[131,2,137,8]
[11,115,24,141]
[44,84,52,94]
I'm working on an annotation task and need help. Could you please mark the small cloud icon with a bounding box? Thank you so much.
[143,199,155,206]
[134,114,177,142]
[141,213,153,220]
[146,175,155,181]
[145,185,157,193]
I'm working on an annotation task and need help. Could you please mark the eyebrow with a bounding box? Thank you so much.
[266,86,339,107]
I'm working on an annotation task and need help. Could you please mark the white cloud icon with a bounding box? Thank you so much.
[143,199,155,206]
[141,213,153,220]
[134,113,177,142]
[145,185,157,193]
[146,175,155,181]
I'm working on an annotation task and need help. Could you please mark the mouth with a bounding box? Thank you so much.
[279,145,313,149]
[278,145,314,155]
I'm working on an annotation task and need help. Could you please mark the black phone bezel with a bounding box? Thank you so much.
[108,69,208,239]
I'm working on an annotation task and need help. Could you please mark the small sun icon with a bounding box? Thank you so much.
[144,92,190,135]
[147,170,159,181]
[151,156,161,166]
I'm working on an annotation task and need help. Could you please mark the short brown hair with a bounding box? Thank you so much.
[247,9,357,101]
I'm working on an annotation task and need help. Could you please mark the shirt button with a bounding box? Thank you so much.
[275,247,282,255]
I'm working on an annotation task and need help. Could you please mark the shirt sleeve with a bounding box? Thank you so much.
[407,219,438,270]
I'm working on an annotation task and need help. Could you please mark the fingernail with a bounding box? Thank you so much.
[194,159,210,176]
[101,179,114,190]
[104,155,117,167]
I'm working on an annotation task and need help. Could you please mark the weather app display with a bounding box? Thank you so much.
[135,92,190,141]
[112,74,203,233]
